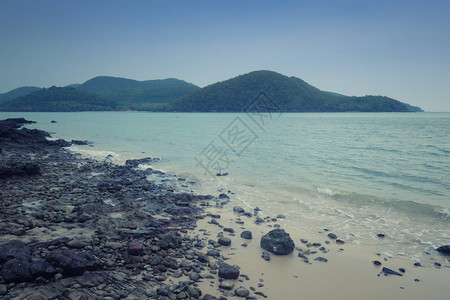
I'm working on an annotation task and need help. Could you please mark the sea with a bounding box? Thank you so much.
[2,111,449,263]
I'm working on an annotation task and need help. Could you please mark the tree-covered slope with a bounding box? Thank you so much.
[171,70,421,112]
[0,86,116,112]
[77,76,200,105]
[0,86,41,103]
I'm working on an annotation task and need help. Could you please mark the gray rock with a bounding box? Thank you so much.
[327,233,337,239]
[0,284,7,296]
[218,237,231,246]
[1,259,32,282]
[30,260,57,279]
[261,251,271,261]
[219,280,235,290]
[189,271,200,281]
[240,231,252,240]
[234,287,250,297]
[233,206,245,214]
[218,263,240,279]
[381,267,403,276]
[315,257,328,263]
[0,240,31,263]
[260,229,295,255]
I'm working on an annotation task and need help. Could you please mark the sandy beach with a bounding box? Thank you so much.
[1,118,449,300]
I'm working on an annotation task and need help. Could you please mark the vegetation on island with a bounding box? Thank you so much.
[0,71,423,112]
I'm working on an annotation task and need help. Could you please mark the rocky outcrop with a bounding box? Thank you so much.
[260,229,295,255]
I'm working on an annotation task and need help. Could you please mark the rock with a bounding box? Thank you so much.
[327,233,337,239]
[277,214,286,219]
[255,217,264,224]
[203,294,219,300]
[260,229,295,255]
[218,237,231,246]
[315,257,328,263]
[414,262,422,267]
[233,206,245,214]
[218,193,230,199]
[261,251,270,261]
[436,245,450,256]
[186,285,200,298]
[399,268,406,273]
[377,233,386,238]
[223,227,234,233]
[381,267,403,276]
[189,271,200,281]
[372,260,382,266]
[66,239,88,249]
[219,280,234,290]
[127,241,144,255]
[0,284,7,296]
[45,249,101,276]
[207,249,221,257]
[240,231,252,240]
[218,263,240,279]
[1,259,32,282]
[30,260,57,279]
[234,287,250,297]
[0,240,32,263]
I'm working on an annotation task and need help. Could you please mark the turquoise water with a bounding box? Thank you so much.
[2,111,449,261]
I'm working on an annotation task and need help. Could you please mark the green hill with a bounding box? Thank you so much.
[171,70,421,112]
[0,86,41,103]
[0,86,115,112]
[77,76,200,109]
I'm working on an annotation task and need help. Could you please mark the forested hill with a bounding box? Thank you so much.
[171,71,423,112]
[0,86,41,103]
[77,76,200,106]
[0,86,116,112]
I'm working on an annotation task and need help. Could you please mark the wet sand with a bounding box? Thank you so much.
[188,206,450,299]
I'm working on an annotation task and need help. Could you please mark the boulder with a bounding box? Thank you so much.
[218,237,231,246]
[260,229,295,255]
[45,249,101,276]
[436,245,450,256]
[218,263,240,279]
[240,231,252,240]
[1,259,32,282]
[0,240,32,263]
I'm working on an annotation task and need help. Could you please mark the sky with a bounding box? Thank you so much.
[0,0,449,111]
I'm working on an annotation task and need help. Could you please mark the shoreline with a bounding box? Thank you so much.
[1,118,449,299]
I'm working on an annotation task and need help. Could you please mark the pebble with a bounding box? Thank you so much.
[234,287,250,297]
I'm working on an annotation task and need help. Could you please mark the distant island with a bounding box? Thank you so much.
[0,71,423,112]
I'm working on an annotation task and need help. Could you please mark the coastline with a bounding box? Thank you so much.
[1,118,449,300]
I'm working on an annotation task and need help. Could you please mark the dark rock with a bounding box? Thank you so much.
[30,260,57,279]
[189,271,200,281]
[1,259,32,282]
[233,206,245,214]
[414,262,422,267]
[399,268,406,273]
[125,157,159,168]
[300,239,308,244]
[434,262,441,268]
[240,231,253,240]
[336,239,345,245]
[381,267,403,276]
[218,237,231,246]
[207,249,221,257]
[218,263,240,279]
[315,257,328,263]
[0,160,41,178]
[0,240,32,263]
[377,233,386,238]
[218,193,229,199]
[372,260,382,266]
[203,294,219,300]
[127,241,144,256]
[234,287,249,297]
[277,214,286,219]
[261,251,270,261]
[436,245,450,256]
[260,229,295,255]
[45,249,101,276]
[255,217,265,224]
[327,233,337,239]
[223,227,234,233]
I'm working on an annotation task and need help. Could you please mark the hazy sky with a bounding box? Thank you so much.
[1,0,449,111]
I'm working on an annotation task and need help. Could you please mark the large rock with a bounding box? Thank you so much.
[1,259,32,282]
[0,240,32,263]
[436,245,450,256]
[218,263,240,279]
[260,229,295,255]
[45,249,101,275]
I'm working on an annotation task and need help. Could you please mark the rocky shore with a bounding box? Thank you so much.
[1,118,449,300]
[0,118,249,299]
